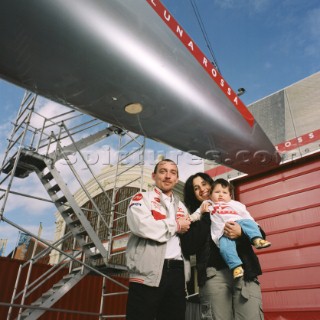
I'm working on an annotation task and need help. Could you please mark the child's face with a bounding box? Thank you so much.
[210,184,232,202]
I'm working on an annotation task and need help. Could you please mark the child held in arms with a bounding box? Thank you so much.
[190,178,271,279]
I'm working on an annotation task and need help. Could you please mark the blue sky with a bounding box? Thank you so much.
[0,0,319,255]
[163,0,320,105]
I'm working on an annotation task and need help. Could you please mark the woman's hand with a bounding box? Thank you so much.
[224,221,242,239]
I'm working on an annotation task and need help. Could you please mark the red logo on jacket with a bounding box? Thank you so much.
[132,193,143,201]
[151,210,166,220]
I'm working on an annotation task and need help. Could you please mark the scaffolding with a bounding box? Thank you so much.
[0,91,146,319]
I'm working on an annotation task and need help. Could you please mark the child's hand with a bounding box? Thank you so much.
[200,201,211,214]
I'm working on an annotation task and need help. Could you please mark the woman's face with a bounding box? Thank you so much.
[192,176,212,202]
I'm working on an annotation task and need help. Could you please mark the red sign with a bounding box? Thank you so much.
[275,129,320,153]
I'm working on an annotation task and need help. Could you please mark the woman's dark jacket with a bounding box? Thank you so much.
[180,213,265,287]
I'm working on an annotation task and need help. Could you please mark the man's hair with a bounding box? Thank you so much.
[212,178,234,196]
[153,159,178,175]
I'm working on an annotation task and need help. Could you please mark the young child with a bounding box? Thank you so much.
[190,178,271,279]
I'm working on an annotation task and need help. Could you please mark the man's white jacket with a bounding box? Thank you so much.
[126,186,190,287]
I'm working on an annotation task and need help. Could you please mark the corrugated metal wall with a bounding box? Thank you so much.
[0,257,128,319]
[0,257,201,319]
[233,152,320,320]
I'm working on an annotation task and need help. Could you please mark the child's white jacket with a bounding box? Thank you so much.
[194,199,256,247]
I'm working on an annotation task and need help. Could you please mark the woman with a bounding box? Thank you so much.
[181,172,264,320]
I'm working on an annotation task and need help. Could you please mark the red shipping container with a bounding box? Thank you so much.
[233,152,320,320]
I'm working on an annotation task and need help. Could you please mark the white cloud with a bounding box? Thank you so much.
[0,222,19,255]
[175,152,204,182]
[3,173,52,215]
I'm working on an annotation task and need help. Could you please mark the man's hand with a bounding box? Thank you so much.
[224,221,242,239]
[176,216,191,234]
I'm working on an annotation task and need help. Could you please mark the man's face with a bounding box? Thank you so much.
[152,161,179,196]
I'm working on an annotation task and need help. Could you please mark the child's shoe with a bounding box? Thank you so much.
[253,238,271,249]
[233,266,244,279]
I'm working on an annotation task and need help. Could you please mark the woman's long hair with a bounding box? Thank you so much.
[183,172,214,212]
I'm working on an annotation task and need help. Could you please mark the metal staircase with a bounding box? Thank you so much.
[3,148,109,266]
[19,264,90,320]
[0,91,146,319]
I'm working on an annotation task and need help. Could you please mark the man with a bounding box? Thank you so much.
[125,159,191,320]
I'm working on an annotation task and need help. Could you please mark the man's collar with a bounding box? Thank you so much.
[154,186,174,199]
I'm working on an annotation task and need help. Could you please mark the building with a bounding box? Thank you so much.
[0,71,319,319]
[205,71,320,179]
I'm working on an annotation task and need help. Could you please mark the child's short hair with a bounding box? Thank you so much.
[211,178,234,196]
